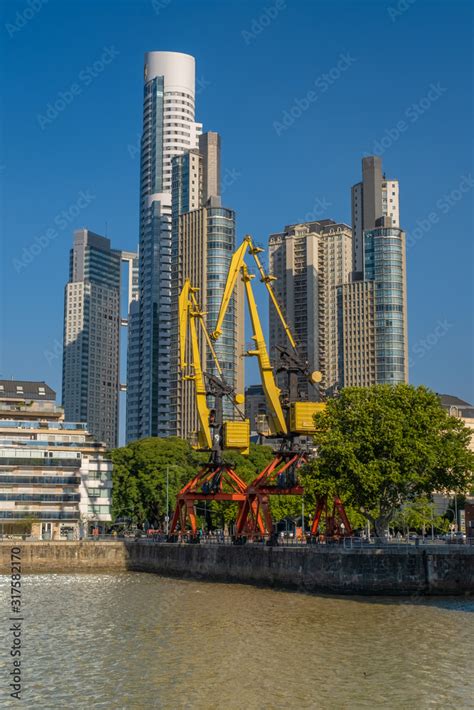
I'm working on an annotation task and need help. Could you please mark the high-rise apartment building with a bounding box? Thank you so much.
[351,155,399,277]
[62,229,121,449]
[63,231,137,448]
[169,133,244,440]
[268,220,352,398]
[339,155,408,387]
[337,280,376,387]
[126,51,202,443]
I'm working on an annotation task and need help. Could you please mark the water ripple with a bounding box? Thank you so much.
[0,574,473,709]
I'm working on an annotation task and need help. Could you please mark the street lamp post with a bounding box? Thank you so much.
[444,508,455,538]
[164,465,182,534]
[166,466,169,535]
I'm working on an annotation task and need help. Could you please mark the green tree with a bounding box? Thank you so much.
[391,496,447,536]
[110,437,200,526]
[303,384,474,539]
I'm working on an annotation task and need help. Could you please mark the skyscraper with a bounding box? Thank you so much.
[268,220,352,398]
[169,133,244,440]
[339,155,407,387]
[337,281,376,387]
[126,51,202,443]
[62,229,121,448]
[63,230,137,448]
[364,217,408,384]
[351,155,399,277]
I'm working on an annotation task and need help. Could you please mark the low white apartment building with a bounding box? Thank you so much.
[0,380,112,539]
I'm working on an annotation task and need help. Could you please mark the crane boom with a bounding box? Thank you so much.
[191,292,223,378]
[179,278,250,453]
[179,279,213,450]
[187,310,213,450]
[242,265,287,435]
[212,238,249,341]
[178,279,190,370]
[212,234,297,351]
[249,243,297,350]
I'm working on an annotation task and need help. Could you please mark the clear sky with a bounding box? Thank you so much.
[1,0,473,424]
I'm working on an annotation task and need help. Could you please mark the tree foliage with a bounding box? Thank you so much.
[303,384,474,538]
[391,497,448,535]
[110,437,199,526]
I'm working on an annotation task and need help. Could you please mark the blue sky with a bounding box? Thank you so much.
[1,0,473,424]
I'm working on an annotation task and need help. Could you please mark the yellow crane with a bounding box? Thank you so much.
[169,280,259,538]
[211,235,352,541]
[178,278,249,456]
[179,279,220,451]
[211,234,324,441]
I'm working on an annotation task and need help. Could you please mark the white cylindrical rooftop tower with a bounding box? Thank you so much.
[143,51,201,196]
[144,51,196,94]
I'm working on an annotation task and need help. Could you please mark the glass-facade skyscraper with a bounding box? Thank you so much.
[338,156,408,388]
[205,205,239,391]
[126,51,202,442]
[364,223,408,384]
[62,229,122,448]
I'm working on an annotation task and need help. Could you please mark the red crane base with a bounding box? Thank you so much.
[310,496,353,538]
[169,461,264,537]
[235,453,354,542]
[236,452,306,539]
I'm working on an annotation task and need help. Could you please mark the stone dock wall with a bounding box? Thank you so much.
[1,541,473,595]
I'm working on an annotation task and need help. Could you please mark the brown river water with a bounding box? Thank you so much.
[0,573,473,709]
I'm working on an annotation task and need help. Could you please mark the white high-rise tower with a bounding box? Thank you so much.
[126,52,202,442]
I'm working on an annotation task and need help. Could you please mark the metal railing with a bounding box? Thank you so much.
[1,533,471,547]
[340,536,474,549]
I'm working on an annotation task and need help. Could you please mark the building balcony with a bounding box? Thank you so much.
[0,511,79,520]
[0,493,80,502]
[0,421,88,432]
[0,409,64,423]
[0,460,81,469]
[0,475,81,485]
[0,402,63,412]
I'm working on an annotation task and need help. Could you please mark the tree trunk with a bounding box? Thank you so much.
[374,516,390,541]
